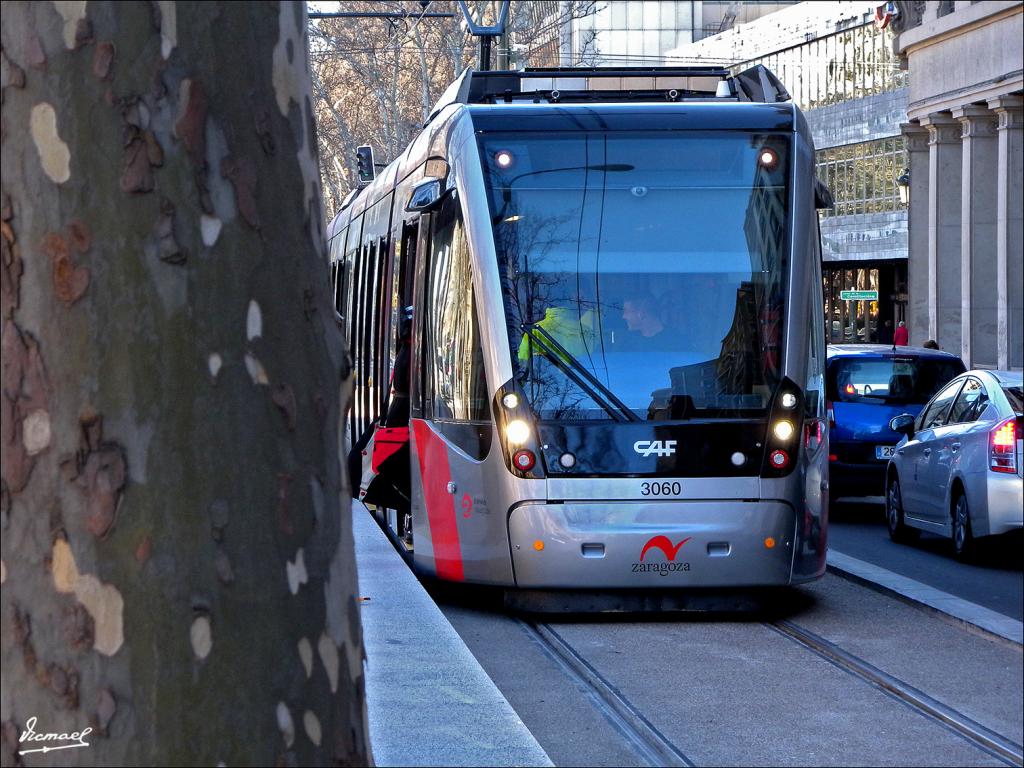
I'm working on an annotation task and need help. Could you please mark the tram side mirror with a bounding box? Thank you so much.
[406,178,443,213]
[814,178,834,210]
[889,413,915,436]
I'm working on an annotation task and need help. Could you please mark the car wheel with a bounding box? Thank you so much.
[952,492,975,560]
[886,474,919,544]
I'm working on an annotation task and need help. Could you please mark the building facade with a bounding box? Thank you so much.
[559,1,796,66]
[668,2,911,345]
[892,1,1023,370]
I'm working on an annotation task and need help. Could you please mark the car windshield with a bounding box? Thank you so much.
[1002,386,1023,414]
[479,130,790,421]
[827,357,965,405]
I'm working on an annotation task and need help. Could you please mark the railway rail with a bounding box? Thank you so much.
[517,615,1023,767]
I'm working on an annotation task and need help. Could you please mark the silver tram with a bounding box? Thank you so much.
[328,66,832,594]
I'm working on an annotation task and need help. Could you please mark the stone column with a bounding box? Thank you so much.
[988,95,1023,370]
[920,113,962,350]
[952,105,998,368]
[903,122,930,346]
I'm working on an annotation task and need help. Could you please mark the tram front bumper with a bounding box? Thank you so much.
[508,500,797,588]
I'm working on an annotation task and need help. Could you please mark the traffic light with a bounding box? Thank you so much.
[356,145,375,184]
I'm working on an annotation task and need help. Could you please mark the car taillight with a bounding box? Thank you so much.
[990,418,1017,474]
[826,400,835,429]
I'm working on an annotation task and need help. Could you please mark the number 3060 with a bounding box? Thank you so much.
[641,481,682,496]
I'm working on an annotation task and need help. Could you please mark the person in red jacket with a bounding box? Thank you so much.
[893,321,909,346]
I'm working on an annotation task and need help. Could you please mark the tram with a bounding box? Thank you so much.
[328,66,832,592]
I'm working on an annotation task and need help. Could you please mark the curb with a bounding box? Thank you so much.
[352,502,553,767]
[826,549,1024,645]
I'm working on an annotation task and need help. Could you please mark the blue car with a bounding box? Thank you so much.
[826,344,966,503]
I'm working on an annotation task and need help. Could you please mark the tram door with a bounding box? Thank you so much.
[385,219,418,392]
[374,216,420,536]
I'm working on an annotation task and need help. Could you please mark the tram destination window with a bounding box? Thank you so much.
[479,130,789,421]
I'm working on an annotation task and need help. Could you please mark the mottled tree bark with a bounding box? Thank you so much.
[0,2,369,765]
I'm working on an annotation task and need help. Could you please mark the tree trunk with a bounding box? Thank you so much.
[0,2,369,766]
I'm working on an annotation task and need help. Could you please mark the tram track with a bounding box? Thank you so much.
[767,619,1024,767]
[521,615,1022,768]
[520,620,694,768]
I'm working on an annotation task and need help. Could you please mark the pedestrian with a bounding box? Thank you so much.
[893,320,909,346]
[880,319,894,344]
[922,339,939,350]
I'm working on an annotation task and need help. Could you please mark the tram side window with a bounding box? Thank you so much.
[344,217,361,343]
[331,228,347,317]
[424,194,488,422]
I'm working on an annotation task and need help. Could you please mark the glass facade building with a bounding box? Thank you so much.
[817,137,906,219]
[561,1,796,66]
[671,3,910,344]
[740,21,908,108]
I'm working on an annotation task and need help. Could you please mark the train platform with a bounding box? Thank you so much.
[352,501,553,767]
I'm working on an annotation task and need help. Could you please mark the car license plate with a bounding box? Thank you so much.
[875,445,896,460]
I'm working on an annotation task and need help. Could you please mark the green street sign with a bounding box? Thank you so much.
[840,290,878,301]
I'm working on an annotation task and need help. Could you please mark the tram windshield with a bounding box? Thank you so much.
[479,130,790,421]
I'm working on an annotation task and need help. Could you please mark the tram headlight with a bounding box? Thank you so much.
[758,147,778,169]
[505,419,531,445]
[780,392,797,409]
[494,149,515,169]
[502,393,520,409]
[773,420,795,441]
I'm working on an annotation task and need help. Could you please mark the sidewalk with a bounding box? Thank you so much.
[352,503,552,767]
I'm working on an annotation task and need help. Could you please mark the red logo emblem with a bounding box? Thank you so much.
[639,535,692,562]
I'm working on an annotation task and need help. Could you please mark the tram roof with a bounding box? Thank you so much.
[329,65,802,227]
[466,101,797,133]
[425,64,792,124]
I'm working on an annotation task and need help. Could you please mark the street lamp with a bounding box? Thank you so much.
[896,168,910,205]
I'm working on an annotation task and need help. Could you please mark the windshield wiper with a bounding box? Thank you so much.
[523,323,639,423]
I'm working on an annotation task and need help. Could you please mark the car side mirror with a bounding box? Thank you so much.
[889,413,915,436]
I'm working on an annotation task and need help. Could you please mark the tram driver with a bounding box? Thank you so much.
[620,292,667,350]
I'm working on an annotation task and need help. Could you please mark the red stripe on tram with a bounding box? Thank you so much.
[411,419,464,581]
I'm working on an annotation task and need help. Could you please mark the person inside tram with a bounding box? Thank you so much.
[620,292,668,350]
[517,303,598,364]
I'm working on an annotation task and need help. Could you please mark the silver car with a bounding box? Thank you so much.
[885,370,1023,558]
